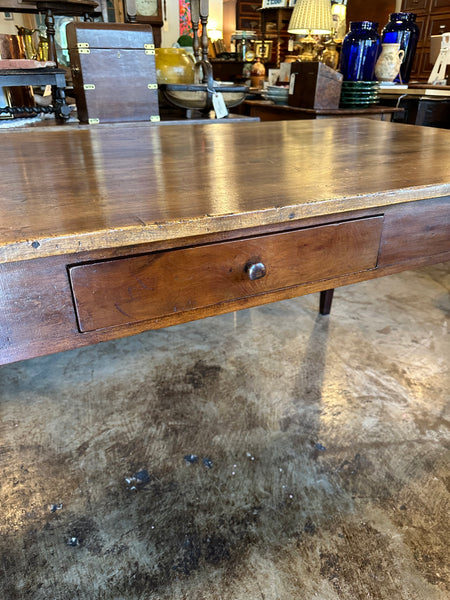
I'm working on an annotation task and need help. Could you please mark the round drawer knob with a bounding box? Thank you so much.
[246,262,266,281]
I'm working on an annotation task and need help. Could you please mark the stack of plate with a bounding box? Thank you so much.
[263,85,289,105]
[340,81,380,108]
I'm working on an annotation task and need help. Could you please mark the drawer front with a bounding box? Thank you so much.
[378,198,450,266]
[69,217,383,333]
[402,0,429,12]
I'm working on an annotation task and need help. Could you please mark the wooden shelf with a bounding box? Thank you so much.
[260,7,293,67]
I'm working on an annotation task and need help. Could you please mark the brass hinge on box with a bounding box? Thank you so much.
[150,115,160,122]
[147,84,157,90]
[145,49,155,55]
[88,118,100,124]
[144,44,155,50]
[84,84,95,90]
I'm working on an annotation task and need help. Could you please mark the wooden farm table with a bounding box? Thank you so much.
[0,118,449,365]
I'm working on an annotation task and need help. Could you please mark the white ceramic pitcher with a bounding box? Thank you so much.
[375,43,405,83]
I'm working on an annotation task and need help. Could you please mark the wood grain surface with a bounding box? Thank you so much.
[1,119,449,264]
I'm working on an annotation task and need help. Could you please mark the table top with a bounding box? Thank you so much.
[1,118,449,264]
[379,84,450,98]
[243,100,403,115]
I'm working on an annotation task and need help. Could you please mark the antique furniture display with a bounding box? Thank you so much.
[0,0,99,121]
[0,0,100,63]
[0,118,448,366]
[400,0,450,81]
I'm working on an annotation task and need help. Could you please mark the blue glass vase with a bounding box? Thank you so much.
[340,21,381,81]
[381,13,420,83]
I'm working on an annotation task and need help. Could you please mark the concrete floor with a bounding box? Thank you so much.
[0,263,449,600]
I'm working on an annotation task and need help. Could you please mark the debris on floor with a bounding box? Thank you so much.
[184,454,199,464]
[125,469,151,490]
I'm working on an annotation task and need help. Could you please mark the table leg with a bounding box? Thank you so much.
[52,84,71,121]
[319,289,334,315]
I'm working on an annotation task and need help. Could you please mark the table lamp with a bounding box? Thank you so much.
[288,0,333,61]
[331,0,347,41]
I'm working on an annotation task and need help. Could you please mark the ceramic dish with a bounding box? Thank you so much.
[342,81,379,87]
[161,82,247,110]
[340,99,380,107]
[263,95,289,105]
[266,85,289,92]
[340,93,380,101]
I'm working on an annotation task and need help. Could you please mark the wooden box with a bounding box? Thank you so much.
[67,22,159,124]
[288,61,343,110]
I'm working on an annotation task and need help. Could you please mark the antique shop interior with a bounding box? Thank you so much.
[1,0,449,599]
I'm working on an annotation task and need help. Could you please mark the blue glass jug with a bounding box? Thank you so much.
[381,13,420,83]
[340,21,381,81]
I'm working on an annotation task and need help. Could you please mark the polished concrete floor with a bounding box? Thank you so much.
[1,263,449,600]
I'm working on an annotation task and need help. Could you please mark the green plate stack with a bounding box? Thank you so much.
[340,81,380,108]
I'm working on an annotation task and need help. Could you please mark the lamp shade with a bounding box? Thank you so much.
[288,0,333,35]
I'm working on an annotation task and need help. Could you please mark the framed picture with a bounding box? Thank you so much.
[3,12,13,20]
[254,40,273,60]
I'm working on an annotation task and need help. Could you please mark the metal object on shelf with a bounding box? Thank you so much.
[160,60,247,112]
[231,30,257,61]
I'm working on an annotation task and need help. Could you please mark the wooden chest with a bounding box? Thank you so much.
[288,61,343,110]
[67,22,159,124]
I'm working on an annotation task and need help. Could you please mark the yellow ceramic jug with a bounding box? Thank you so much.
[155,48,196,85]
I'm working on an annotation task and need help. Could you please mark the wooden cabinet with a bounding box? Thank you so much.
[401,0,450,80]
[236,0,262,32]
[260,7,294,67]
[235,2,294,66]
[402,0,428,10]
[346,0,396,31]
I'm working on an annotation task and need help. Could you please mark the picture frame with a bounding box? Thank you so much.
[3,12,13,20]
[254,40,273,60]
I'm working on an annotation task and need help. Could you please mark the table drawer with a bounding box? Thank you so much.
[69,216,383,333]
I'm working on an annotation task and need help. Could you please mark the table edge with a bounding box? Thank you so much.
[2,185,449,265]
